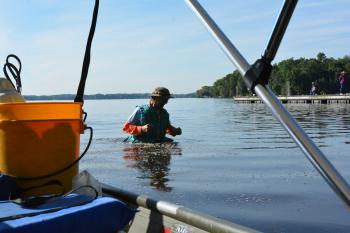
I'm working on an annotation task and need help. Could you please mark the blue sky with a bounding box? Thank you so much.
[0,0,349,95]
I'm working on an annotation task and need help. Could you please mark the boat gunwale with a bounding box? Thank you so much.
[102,183,261,233]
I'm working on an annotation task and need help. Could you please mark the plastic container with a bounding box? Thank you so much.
[0,102,84,196]
[0,78,25,103]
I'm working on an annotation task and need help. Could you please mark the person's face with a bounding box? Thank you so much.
[150,97,168,109]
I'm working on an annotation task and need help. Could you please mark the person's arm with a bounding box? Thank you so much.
[123,107,143,135]
[123,107,152,135]
[166,124,182,137]
[123,122,143,135]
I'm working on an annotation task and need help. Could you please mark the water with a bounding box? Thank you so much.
[80,98,350,233]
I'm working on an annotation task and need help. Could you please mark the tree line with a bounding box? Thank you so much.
[196,53,350,97]
[24,93,196,100]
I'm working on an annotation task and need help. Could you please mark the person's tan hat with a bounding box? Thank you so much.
[150,87,174,98]
[341,71,346,74]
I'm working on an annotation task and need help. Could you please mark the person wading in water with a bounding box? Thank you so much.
[123,87,182,143]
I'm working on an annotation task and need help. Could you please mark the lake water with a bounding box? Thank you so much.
[80,98,350,233]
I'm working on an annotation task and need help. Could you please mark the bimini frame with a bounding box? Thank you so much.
[185,0,350,208]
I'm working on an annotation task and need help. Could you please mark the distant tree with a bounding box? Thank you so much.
[195,53,350,97]
[317,52,327,63]
[196,86,216,97]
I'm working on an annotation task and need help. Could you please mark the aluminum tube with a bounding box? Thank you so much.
[255,85,350,206]
[263,0,298,62]
[185,0,250,74]
[186,0,350,207]
[102,184,260,233]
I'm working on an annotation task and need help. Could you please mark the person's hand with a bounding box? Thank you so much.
[174,127,182,135]
[141,124,152,134]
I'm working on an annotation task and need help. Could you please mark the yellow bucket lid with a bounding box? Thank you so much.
[0,102,82,121]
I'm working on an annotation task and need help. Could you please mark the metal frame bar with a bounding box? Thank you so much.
[263,0,298,62]
[102,183,261,233]
[185,0,350,208]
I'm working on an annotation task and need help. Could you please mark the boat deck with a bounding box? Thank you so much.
[234,95,350,104]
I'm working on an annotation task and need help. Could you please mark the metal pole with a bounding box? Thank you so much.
[263,0,298,62]
[255,85,350,206]
[102,184,261,233]
[185,0,250,75]
[185,0,350,207]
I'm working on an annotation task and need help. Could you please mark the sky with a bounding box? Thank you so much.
[0,0,349,95]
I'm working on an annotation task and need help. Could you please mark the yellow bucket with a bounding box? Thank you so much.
[0,102,84,196]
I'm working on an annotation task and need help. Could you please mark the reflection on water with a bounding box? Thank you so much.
[231,103,350,149]
[286,104,350,149]
[122,143,182,192]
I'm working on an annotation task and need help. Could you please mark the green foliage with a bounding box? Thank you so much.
[196,71,249,97]
[24,93,197,100]
[196,53,350,97]
[196,86,216,97]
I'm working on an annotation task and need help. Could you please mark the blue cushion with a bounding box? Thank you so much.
[0,194,136,233]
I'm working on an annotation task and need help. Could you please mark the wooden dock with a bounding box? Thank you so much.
[234,95,350,104]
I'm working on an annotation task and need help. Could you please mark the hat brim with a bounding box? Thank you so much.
[150,94,174,98]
